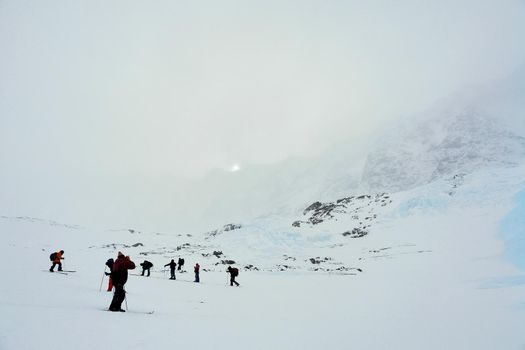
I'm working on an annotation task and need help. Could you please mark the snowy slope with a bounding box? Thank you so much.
[1,161,525,349]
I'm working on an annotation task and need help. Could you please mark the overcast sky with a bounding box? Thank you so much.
[1,0,524,227]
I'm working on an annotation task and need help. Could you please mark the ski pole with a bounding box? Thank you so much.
[99,267,106,292]
[124,289,128,311]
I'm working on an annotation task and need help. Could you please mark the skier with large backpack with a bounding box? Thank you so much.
[49,250,65,272]
[177,257,184,271]
[227,266,239,286]
[140,260,153,277]
[164,259,176,280]
[108,252,135,312]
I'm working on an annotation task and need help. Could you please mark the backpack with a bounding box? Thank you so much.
[231,268,239,277]
[49,252,57,261]
[180,258,185,266]
[106,258,114,269]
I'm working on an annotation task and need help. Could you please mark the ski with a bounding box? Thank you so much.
[60,270,76,273]
[102,309,154,315]
[43,270,68,275]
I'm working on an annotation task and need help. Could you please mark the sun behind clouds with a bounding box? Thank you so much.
[229,163,241,172]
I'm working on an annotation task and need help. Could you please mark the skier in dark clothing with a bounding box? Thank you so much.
[177,257,184,271]
[49,250,64,272]
[164,259,176,280]
[109,252,135,312]
[227,266,239,286]
[194,263,200,283]
[105,258,114,292]
[140,260,153,277]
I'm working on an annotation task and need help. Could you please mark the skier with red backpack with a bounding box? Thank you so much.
[49,250,64,272]
[227,266,239,286]
[108,252,135,312]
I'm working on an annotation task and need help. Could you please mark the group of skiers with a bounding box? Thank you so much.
[162,258,192,280]
[48,249,240,313]
[136,257,189,280]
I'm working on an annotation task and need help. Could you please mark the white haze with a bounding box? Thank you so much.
[1,0,524,231]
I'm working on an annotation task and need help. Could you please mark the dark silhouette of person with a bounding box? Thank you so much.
[164,259,176,280]
[177,257,184,271]
[227,266,239,286]
[140,260,153,277]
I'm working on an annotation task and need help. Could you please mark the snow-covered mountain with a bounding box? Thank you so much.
[361,110,525,192]
[1,74,525,349]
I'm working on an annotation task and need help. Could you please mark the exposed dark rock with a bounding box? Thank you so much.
[213,251,223,258]
[223,223,242,231]
[205,223,242,239]
[221,259,235,265]
[296,193,390,227]
[131,243,143,247]
[308,257,331,264]
[303,201,323,215]
[342,228,368,238]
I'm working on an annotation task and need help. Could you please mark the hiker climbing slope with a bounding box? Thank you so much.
[177,257,184,271]
[227,266,239,286]
[49,250,64,272]
[140,260,153,277]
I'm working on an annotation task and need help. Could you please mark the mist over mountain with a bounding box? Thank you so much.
[174,72,525,231]
[0,71,522,234]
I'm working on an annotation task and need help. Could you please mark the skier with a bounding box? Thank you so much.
[164,259,177,280]
[177,257,184,271]
[109,252,135,312]
[105,258,114,292]
[194,262,200,283]
[140,260,153,277]
[227,266,239,286]
[49,250,65,272]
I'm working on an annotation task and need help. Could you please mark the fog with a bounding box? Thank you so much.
[1,0,524,231]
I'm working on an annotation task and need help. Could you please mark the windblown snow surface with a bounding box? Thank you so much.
[1,106,525,349]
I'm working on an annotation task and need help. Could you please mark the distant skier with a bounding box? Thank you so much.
[194,263,200,283]
[227,266,239,286]
[164,259,177,280]
[177,257,184,271]
[140,260,153,277]
[105,258,114,291]
[109,252,135,312]
[49,250,65,272]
